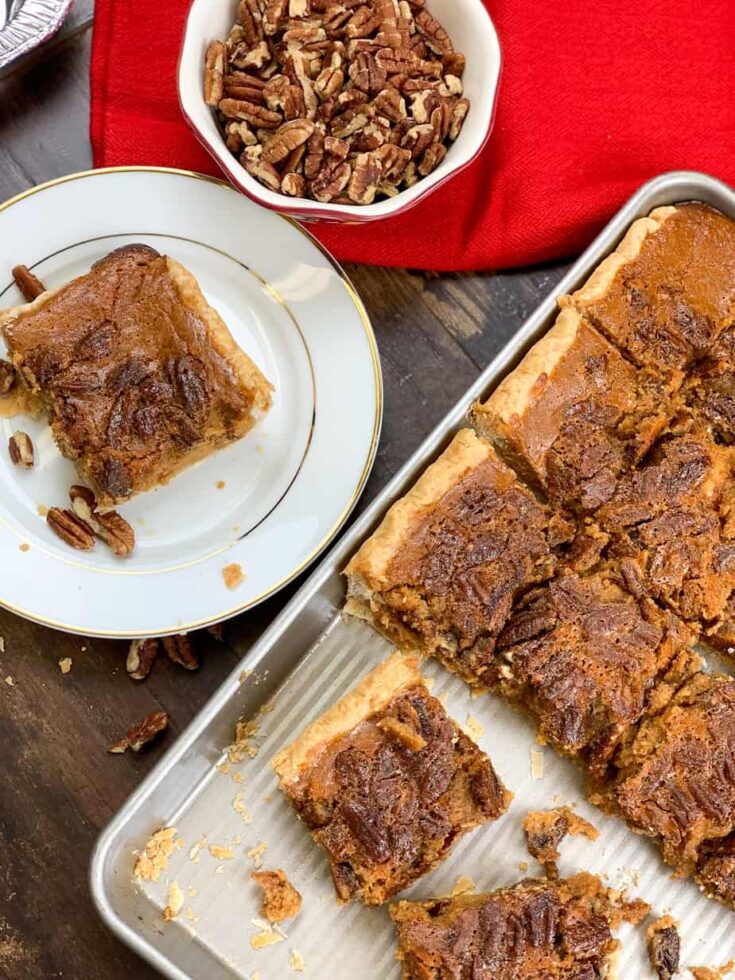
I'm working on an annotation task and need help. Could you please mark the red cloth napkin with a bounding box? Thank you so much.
[91,0,735,272]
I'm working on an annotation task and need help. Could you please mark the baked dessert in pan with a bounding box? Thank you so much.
[489,572,694,778]
[390,872,635,980]
[345,428,574,687]
[0,244,272,505]
[342,200,735,920]
[563,202,735,377]
[272,652,511,906]
[471,307,675,514]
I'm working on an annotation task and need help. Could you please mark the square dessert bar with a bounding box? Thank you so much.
[489,571,694,777]
[606,668,735,880]
[683,324,735,446]
[271,653,512,906]
[0,245,272,505]
[390,873,627,980]
[344,428,574,687]
[565,202,735,377]
[595,425,735,629]
[471,307,675,514]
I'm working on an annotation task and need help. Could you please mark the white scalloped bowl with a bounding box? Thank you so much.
[178,0,501,223]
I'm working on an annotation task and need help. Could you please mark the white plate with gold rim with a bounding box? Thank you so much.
[0,167,382,637]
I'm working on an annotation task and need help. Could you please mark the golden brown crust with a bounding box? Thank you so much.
[166,257,272,420]
[344,428,495,595]
[564,206,677,309]
[271,652,421,785]
[472,307,584,440]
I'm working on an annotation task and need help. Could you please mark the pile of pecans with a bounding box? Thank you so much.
[204,0,469,205]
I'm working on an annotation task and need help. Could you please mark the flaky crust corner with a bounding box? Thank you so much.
[271,651,422,786]
[563,205,678,310]
[344,428,495,598]
[470,306,584,444]
[166,257,273,420]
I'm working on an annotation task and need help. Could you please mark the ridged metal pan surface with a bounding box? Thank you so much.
[91,171,735,980]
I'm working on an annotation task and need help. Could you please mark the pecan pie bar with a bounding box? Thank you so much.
[0,245,272,504]
[389,872,632,980]
[271,652,511,905]
[471,307,675,513]
[594,425,735,629]
[488,572,694,777]
[565,202,735,376]
[344,428,574,686]
[604,667,735,876]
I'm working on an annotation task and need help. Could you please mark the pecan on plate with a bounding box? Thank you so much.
[47,508,95,551]
[108,710,169,754]
[12,264,46,302]
[69,485,135,557]
[162,634,200,671]
[8,431,33,468]
[127,638,160,681]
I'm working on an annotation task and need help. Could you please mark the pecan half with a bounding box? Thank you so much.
[8,431,33,468]
[162,634,200,671]
[262,118,315,164]
[205,41,227,106]
[415,8,453,54]
[347,152,381,204]
[219,98,283,129]
[69,485,135,558]
[242,146,282,191]
[282,172,307,196]
[109,710,169,754]
[12,265,46,302]
[47,508,95,551]
[310,159,352,201]
[126,638,160,681]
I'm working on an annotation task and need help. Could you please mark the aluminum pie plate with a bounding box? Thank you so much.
[0,168,381,637]
[0,0,74,70]
[92,172,735,979]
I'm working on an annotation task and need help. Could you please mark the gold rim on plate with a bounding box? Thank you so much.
[0,166,383,637]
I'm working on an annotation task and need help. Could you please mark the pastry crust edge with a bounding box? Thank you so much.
[344,428,497,598]
[563,205,678,310]
[272,651,422,786]
[166,257,273,418]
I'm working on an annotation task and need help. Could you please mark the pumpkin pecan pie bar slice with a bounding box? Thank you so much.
[564,202,735,377]
[390,872,641,980]
[272,653,511,906]
[344,428,574,687]
[471,307,676,514]
[487,571,694,778]
[0,245,272,505]
[602,666,735,884]
[594,425,735,630]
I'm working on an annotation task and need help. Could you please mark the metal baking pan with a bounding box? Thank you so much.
[91,171,735,979]
[0,0,74,74]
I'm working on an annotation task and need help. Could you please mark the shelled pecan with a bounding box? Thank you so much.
[46,508,95,551]
[69,485,135,557]
[203,0,468,204]
[108,710,169,754]
[161,634,200,671]
[12,265,46,302]
[127,638,160,680]
[8,431,33,468]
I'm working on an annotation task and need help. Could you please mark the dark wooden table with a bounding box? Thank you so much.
[0,20,570,980]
